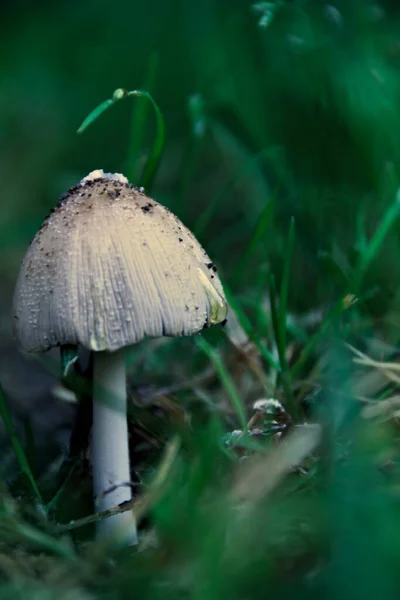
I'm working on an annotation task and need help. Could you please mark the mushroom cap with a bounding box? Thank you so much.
[13,171,227,352]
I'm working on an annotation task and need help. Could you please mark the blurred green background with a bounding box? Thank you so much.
[3,0,400,328]
[3,1,400,597]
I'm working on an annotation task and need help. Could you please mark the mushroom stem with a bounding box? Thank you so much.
[92,349,137,545]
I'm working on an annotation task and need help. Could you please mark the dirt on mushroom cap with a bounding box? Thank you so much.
[13,173,227,352]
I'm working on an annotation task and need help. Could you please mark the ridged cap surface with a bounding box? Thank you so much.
[13,171,227,352]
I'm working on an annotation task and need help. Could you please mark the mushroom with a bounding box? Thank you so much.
[13,170,227,545]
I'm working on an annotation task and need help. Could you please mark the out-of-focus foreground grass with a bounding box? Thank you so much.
[2,0,400,598]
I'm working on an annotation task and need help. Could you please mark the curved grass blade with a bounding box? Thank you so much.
[76,99,113,135]
[77,87,165,192]
[126,52,158,185]
[130,90,165,191]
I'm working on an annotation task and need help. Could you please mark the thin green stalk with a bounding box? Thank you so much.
[269,275,296,416]
[126,52,158,185]
[253,263,271,341]
[0,383,43,506]
[268,219,296,414]
[269,275,283,367]
[278,217,295,354]
[46,462,77,514]
[178,94,207,213]
[23,416,36,478]
[352,189,400,294]
[194,143,270,238]
[78,87,165,192]
[291,294,356,379]
[318,251,351,289]
[230,199,274,286]
[224,287,280,372]
[9,520,76,560]
[196,336,247,431]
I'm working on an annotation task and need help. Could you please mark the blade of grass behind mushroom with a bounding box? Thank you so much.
[196,336,248,431]
[77,88,165,193]
[229,195,274,287]
[177,94,208,216]
[269,274,297,418]
[290,293,359,380]
[193,120,271,240]
[266,218,296,414]
[125,52,158,185]
[224,287,280,373]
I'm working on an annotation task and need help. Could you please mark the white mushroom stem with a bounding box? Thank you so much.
[92,349,138,545]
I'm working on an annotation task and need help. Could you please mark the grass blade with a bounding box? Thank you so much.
[230,199,274,286]
[224,286,280,372]
[178,94,207,214]
[291,294,358,379]
[278,216,295,354]
[318,251,351,289]
[126,52,158,185]
[0,383,43,505]
[352,189,400,293]
[269,274,281,364]
[194,134,270,238]
[196,336,247,431]
[77,87,165,192]
[131,90,165,191]
[269,275,297,417]
[76,99,113,134]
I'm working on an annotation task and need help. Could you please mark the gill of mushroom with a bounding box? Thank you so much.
[13,170,227,545]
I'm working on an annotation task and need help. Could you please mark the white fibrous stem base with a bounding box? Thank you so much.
[92,349,137,545]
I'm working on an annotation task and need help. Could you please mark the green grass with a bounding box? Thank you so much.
[2,0,400,598]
